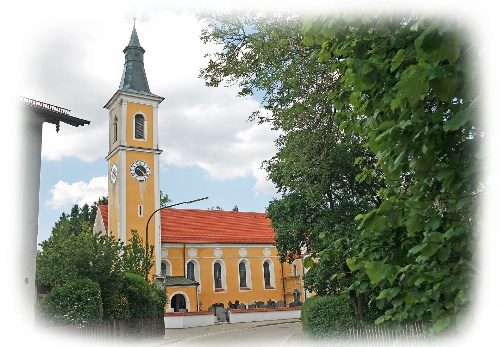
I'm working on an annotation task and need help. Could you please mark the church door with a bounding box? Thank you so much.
[171,294,187,312]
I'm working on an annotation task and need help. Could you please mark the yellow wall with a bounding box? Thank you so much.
[161,244,305,311]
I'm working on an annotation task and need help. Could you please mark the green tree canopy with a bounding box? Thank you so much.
[199,10,483,335]
[303,14,482,333]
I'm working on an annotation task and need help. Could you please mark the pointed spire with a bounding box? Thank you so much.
[119,21,152,95]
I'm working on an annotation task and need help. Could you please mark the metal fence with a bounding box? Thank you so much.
[347,323,442,346]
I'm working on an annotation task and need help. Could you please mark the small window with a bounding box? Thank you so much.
[138,205,143,217]
[134,114,145,140]
[292,264,298,277]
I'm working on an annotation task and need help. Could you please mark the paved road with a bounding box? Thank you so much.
[129,319,319,347]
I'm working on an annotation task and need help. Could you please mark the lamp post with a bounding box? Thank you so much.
[145,196,209,281]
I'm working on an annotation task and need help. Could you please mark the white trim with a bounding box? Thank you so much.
[161,259,172,277]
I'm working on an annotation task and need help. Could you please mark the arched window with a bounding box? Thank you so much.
[263,262,271,287]
[214,262,222,289]
[239,262,247,288]
[161,260,171,277]
[213,260,226,292]
[113,116,118,143]
[187,261,195,281]
[263,259,275,289]
[134,114,145,140]
[292,264,298,277]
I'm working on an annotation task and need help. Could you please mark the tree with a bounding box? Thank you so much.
[160,190,172,208]
[122,229,154,279]
[303,14,482,333]
[198,10,380,321]
[37,201,156,320]
[36,230,123,320]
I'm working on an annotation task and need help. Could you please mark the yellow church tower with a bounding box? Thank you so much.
[104,21,164,279]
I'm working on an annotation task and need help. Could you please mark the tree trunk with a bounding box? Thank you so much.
[349,290,365,321]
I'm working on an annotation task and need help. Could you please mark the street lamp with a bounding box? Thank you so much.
[144,196,209,281]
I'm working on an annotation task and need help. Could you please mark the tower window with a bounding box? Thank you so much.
[113,116,118,143]
[134,114,145,140]
[138,205,143,217]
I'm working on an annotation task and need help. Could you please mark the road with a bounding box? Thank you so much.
[145,319,318,347]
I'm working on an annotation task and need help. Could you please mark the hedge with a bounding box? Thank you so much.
[301,293,358,340]
[37,278,103,326]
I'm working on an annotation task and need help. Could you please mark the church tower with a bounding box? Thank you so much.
[104,21,164,278]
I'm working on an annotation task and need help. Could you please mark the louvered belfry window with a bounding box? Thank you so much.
[134,114,145,139]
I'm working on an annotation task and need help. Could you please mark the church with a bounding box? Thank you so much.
[93,22,307,313]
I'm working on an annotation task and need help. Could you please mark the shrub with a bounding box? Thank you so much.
[117,273,167,318]
[37,278,103,326]
[301,293,358,340]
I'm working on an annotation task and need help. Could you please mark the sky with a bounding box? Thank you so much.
[3,0,500,344]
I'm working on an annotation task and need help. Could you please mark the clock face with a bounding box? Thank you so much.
[110,163,118,184]
[130,160,151,182]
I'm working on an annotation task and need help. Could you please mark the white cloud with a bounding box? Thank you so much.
[45,177,108,209]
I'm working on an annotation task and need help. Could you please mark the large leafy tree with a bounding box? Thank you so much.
[198,10,380,320]
[302,14,483,333]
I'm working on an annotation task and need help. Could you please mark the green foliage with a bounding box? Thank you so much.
[37,202,157,321]
[199,10,482,336]
[37,279,103,326]
[122,230,154,279]
[117,273,167,319]
[37,231,123,320]
[160,190,172,208]
[303,14,482,334]
[301,294,359,340]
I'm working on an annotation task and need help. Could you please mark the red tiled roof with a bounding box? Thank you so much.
[97,206,276,244]
[161,209,275,244]
[99,205,108,233]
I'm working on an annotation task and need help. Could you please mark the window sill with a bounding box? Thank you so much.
[265,286,275,290]
[239,287,251,291]
[214,288,226,293]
